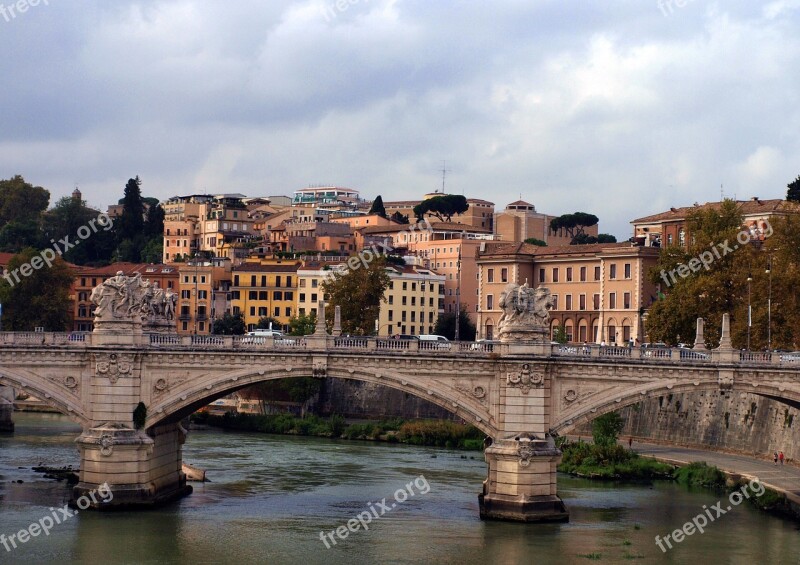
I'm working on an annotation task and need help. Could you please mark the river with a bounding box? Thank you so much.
[0,412,798,564]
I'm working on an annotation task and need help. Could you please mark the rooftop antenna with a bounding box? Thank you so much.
[440,160,451,194]
[720,184,724,201]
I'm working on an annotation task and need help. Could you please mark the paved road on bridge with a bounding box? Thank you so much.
[632,440,800,504]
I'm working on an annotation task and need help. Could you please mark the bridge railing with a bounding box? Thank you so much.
[739,351,773,364]
[0,332,93,346]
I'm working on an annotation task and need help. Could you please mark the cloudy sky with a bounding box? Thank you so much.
[1,0,799,238]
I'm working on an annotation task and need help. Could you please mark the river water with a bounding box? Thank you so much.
[0,412,798,564]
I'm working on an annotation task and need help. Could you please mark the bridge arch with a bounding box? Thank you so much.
[0,368,88,426]
[551,379,800,436]
[146,366,498,438]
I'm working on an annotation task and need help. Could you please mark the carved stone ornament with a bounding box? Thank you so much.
[497,283,556,342]
[312,363,327,378]
[518,442,534,468]
[99,434,114,457]
[454,379,488,404]
[95,353,134,384]
[564,389,578,403]
[506,363,544,394]
[718,371,734,391]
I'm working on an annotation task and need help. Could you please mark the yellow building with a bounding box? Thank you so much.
[296,263,348,318]
[377,265,445,337]
[230,260,300,331]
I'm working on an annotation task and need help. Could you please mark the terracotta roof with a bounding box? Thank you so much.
[0,252,15,267]
[74,263,178,276]
[506,200,534,207]
[478,241,640,259]
[631,198,798,224]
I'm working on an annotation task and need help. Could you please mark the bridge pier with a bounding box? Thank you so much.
[72,422,191,508]
[479,436,568,522]
[0,385,14,433]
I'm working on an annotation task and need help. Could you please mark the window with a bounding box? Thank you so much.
[412,282,417,291]
[411,312,416,322]
[259,291,268,300]
[609,292,617,309]
[388,310,393,321]
[552,268,559,282]
[566,267,573,282]
[274,291,283,301]
[539,268,545,283]
[594,266,601,281]
[234,275,240,286]
[300,279,307,288]
[624,263,631,279]
[411,297,416,306]
[198,290,207,300]
[402,296,407,306]
[250,306,256,316]
[593,293,600,309]
[285,307,291,317]
[181,290,191,299]
[501,268,508,282]
[679,229,686,247]
[487,269,494,283]
[286,276,292,287]
[668,234,673,245]
[565,295,572,310]
[300,293,306,302]
[551,294,559,309]
[311,293,318,303]
[284,292,293,301]
[201,276,207,284]
[580,266,586,282]
[274,307,280,317]
[487,295,494,310]
[388,295,394,305]
[609,264,617,279]
[624,292,631,309]
[402,282,407,291]
[579,294,586,310]
[249,291,257,300]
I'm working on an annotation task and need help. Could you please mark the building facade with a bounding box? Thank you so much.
[230,261,300,331]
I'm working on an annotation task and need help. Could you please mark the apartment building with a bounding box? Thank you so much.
[476,242,659,344]
[175,259,232,335]
[230,261,300,331]
[162,194,256,262]
[377,265,445,336]
[383,194,495,230]
[296,263,346,318]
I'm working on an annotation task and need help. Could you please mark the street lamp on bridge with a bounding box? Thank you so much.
[746,273,753,350]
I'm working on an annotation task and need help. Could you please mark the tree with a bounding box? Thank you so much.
[552,325,568,344]
[524,238,547,246]
[549,212,599,240]
[0,248,73,331]
[0,175,49,225]
[322,256,391,335]
[115,177,147,262]
[144,203,165,239]
[288,312,317,336]
[413,195,469,222]
[592,412,624,447]
[645,199,754,347]
[369,195,387,218]
[213,312,246,335]
[570,233,617,245]
[787,175,800,202]
[42,196,115,265]
[390,211,409,224]
[433,305,477,341]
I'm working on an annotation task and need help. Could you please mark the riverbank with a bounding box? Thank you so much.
[191,411,485,450]
[557,437,800,522]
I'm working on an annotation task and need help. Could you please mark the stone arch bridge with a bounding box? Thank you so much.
[1,318,799,523]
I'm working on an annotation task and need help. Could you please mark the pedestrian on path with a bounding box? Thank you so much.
[773,451,778,465]
[628,436,633,448]
[779,451,785,465]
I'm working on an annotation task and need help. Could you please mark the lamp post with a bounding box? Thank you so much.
[766,259,772,351]
[746,273,753,351]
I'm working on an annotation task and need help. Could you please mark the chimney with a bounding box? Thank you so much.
[751,196,761,204]
[669,207,677,213]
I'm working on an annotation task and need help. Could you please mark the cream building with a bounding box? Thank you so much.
[377,265,445,336]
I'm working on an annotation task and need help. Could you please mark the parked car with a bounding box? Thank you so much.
[418,334,451,349]
[391,334,419,340]
[240,329,284,344]
[641,342,669,357]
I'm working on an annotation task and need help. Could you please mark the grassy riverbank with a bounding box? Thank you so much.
[191,412,484,450]
[556,438,674,479]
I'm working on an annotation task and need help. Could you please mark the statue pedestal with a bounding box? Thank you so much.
[479,437,568,523]
[144,320,176,335]
[92,319,144,347]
